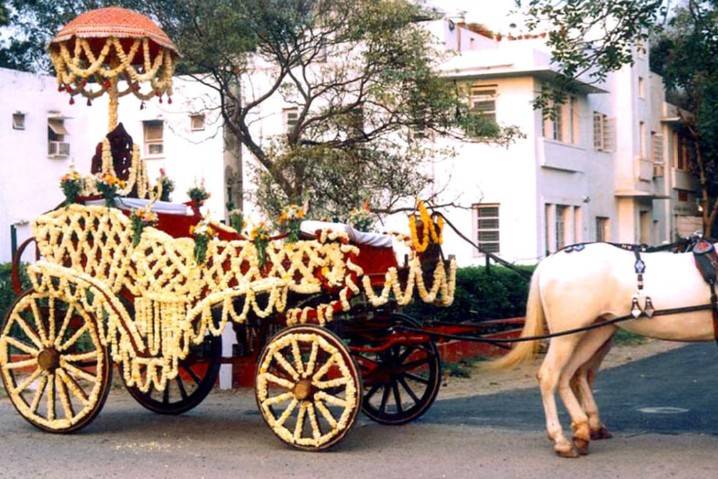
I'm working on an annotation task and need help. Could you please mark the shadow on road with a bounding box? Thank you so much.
[426,343,718,435]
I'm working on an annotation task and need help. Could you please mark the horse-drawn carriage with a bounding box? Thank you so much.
[2,175,455,451]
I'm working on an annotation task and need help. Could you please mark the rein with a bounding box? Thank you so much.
[398,303,715,345]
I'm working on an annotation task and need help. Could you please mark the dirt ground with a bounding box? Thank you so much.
[438,338,685,399]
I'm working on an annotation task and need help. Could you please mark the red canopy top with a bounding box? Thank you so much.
[49,7,178,55]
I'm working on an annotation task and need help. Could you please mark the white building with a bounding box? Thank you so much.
[0,16,700,266]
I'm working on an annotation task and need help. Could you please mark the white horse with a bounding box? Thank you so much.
[488,242,716,457]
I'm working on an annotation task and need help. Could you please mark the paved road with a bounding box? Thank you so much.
[1,344,717,479]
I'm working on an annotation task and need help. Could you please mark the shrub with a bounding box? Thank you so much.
[0,263,28,322]
[404,265,535,325]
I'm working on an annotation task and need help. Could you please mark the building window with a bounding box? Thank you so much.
[543,97,578,144]
[190,114,205,131]
[48,118,70,157]
[596,217,609,242]
[675,133,690,171]
[638,76,645,98]
[475,204,500,253]
[639,121,646,158]
[12,112,25,130]
[143,120,164,157]
[284,107,299,132]
[469,84,497,123]
[573,206,582,242]
[593,111,612,151]
[555,205,568,249]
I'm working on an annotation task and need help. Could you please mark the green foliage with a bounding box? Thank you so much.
[405,265,535,325]
[0,262,27,323]
[613,328,648,346]
[518,0,664,113]
[2,0,522,219]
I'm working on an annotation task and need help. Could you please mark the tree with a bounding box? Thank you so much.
[519,0,718,235]
[3,0,521,220]
[650,1,718,235]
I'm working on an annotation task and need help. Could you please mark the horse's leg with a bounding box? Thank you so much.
[572,335,614,440]
[537,335,582,458]
[557,326,617,455]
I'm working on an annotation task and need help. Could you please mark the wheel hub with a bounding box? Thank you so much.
[293,379,314,401]
[37,347,61,372]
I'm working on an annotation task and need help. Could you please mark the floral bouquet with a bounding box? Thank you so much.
[347,201,374,232]
[278,204,305,242]
[95,172,126,207]
[187,179,210,206]
[157,168,174,202]
[248,222,272,269]
[60,170,83,205]
[190,220,217,264]
[130,206,158,246]
[228,208,245,233]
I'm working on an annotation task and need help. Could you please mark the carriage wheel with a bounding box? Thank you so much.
[0,290,111,433]
[255,325,362,451]
[353,315,441,425]
[123,334,222,415]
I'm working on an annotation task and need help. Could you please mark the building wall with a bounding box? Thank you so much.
[0,68,98,262]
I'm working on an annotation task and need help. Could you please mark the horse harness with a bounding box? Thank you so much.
[564,237,718,344]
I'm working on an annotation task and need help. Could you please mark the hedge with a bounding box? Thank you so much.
[404,265,535,324]
[0,263,28,323]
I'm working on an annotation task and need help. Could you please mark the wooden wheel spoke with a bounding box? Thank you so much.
[314,399,338,429]
[311,355,336,382]
[276,398,298,428]
[181,364,202,385]
[60,323,89,351]
[5,358,38,370]
[263,391,294,407]
[29,375,48,413]
[54,304,75,348]
[364,383,381,400]
[59,369,89,405]
[404,372,429,384]
[290,339,304,376]
[379,385,390,413]
[272,351,299,381]
[313,376,349,390]
[391,382,403,413]
[397,346,415,363]
[397,376,420,404]
[11,315,43,349]
[56,373,75,419]
[162,383,170,405]
[48,297,58,343]
[29,298,49,345]
[305,340,319,377]
[4,336,39,355]
[62,351,99,364]
[263,373,295,390]
[306,403,321,440]
[293,402,308,441]
[13,367,42,395]
[46,372,56,421]
[314,391,347,408]
[63,361,97,383]
[176,376,188,399]
[401,357,430,371]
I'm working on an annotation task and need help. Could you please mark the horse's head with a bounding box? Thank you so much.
[408,202,445,276]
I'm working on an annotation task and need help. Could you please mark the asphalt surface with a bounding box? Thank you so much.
[1,343,717,479]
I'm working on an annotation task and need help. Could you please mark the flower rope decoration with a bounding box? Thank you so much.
[49,37,175,131]
[24,204,456,396]
[409,200,444,253]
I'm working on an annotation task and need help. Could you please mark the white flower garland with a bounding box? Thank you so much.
[21,204,456,399]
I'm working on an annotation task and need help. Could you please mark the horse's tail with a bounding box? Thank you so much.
[483,268,545,370]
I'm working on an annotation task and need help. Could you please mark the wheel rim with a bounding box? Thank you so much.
[256,326,361,450]
[123,334,221,415]
[356,341,441,425]
[0,291,110,432]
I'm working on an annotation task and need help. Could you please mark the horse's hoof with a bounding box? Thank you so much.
[573,438,590,455]
[590,426,613,440]
[555,444,580,458]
